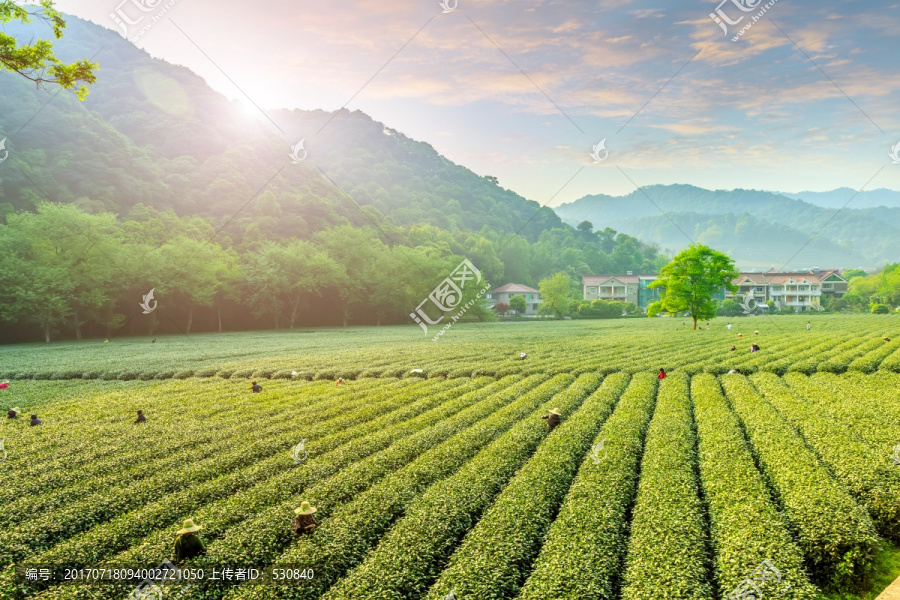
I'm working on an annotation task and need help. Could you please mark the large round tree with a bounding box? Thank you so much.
[647,244,738,330]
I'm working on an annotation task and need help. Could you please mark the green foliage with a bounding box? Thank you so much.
[720,375,879,588]
[716,298,742,317]
[620,372,712,600]
[648,243,739,329]
[751,373,900,541]
[418,375,620,600]
[0,202,672,339]
[538,272,573,318]
[692,374,820,599]
[517,373,657,599]
[0,1,96,99]
[329,374,614,600]
[1,327,900,599]
[871,304,890,314]
[573,299,629,318]
[842,269,867,280]
[230,375,572,600]
[508,295,527,314]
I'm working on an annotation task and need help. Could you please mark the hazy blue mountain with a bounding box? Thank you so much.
[778,188,900,209]
[554,184,899,269]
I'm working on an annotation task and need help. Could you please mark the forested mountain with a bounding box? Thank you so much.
[555,184,900,269]
[0,14,668,343]
[0,15,561,239]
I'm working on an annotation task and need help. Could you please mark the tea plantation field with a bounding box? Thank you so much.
[1,316,899,600]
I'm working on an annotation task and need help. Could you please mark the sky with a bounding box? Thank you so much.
[53,0,900,206]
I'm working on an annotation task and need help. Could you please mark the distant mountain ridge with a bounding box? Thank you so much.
[554,184,900,269]
[777,188,900,209]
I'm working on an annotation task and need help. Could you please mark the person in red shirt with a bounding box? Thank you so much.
[658,368,667,380]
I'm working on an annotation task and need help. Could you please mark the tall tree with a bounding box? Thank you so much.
[647,243,738,329]
[0,1,97,98]
[538,272,572,318]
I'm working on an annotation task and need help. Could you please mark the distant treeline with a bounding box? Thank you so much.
[0,204,667,342]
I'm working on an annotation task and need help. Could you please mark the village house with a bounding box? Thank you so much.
[486,283,542,315]
[581,273,662,310]
[581,268,847,313]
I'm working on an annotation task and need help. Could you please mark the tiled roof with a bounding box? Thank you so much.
[733,270,845,285]
[583,274,640,285]
[491,283,540,294]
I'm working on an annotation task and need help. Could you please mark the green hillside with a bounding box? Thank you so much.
[0,15,561,240]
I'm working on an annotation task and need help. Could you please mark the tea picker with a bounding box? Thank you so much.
[293,502,318,535]
[173,519,206,562]
[542,408,561,431]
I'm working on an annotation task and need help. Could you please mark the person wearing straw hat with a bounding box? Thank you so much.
[541,408,561,431]
[293,502,317,535]
[7,406,19,419]
[173,519,205,562]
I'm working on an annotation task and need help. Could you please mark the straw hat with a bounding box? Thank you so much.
[294,502,317,516]
[177,519,202,534]
[548,408,561,416]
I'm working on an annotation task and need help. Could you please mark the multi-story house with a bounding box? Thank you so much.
[582,273,662,310]
[582,268,847,314]
[487,283,542,315]
[728,268,847,312]
[582,274,640,304]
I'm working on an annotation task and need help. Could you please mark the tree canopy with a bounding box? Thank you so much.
[647,244,739,329]
[0,1,96,99]
[0,202,669,342]
[538,272,573,319]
